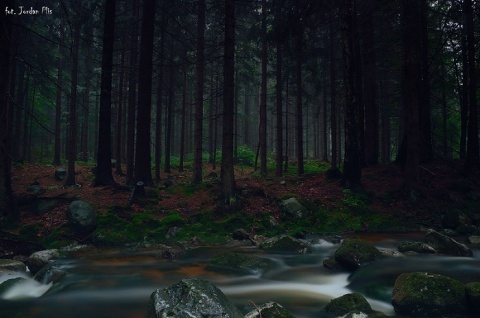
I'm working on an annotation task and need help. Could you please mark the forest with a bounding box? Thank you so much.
[0,0,479,209]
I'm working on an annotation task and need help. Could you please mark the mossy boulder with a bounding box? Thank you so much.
[391,272,467,317]
[206,252,276,274]
[260,235,311,254]
[279,197,307,219]
[67,200,97,234]
[0,277,27,295]
[465,282,480,314]
[25,249,60,275]
[0,259,26,272]
[244,301,295,318]
[424,229,472,257]
[147,278,243,318]
[334,239,382,270]
[397,241,436,254]
[324,293,372,317]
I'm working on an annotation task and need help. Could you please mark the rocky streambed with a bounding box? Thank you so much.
[1,230,480,317]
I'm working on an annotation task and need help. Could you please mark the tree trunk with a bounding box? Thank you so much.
[65,13,81,187]
[340,0,362,189]
[329,17,338,171]
[52,46,63,166]
[115,41,125,175]
[464,0,479,168]
[259,0,268,176]
[126,1,139,185]
[295,7,304,176]
[134,0,156,186]
[179,64,187,172]
[81,39,93,163]
[419,0,432,163]
[154,7,166,183]
[192,0,206,184]
[221,0,236,202]
[93,0,117,187]
[164,50,174,174]
[459,19,468,159]
[275,39,283,177]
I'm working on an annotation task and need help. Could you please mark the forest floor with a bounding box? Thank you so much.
[2,158,480,257]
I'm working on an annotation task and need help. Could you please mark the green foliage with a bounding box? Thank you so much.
[342,189,372,215]
[236,145,256,166]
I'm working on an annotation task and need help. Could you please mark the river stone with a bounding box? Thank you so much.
[206,252,276,275]
[324,293,372,317]
[244,301,295,318]
[66,200,97,233]
[279,197,307,219]
[391,272,467,317]
[424,229,473,256]
[260,235,311,254]
[465,282,480,314]
[0,277,27,295]
[397,241,436,254]
[25,249,60,275]
[147,278,243,318]
[0,259,26,272]
[468,235,480,246]
[334,239,382,270]
[34,263,67,284]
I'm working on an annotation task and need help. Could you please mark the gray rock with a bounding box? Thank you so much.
[397,241,437,254]
[206,252,276,275]
[334,239,382,270]
[244,301,295,318]
[468,235,480,246]
[0,259,26,272]
[279,197,307,219]
[25,249,60,275]
[66,200,97,233]
[424,229,473,256]
[166,226,181,238]
[34,263,67,284]
[391,272,467,317]
[147,278,243,318]
[54,168,67,181]
[260,235,311,254]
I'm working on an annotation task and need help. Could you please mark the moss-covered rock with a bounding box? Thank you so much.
[206,252,276,274]
[424,229,472,257]
[0,259,26,272]
[244,301,295,318]
[465,282,480,314]
[391,272,467,317]
[279,197,307,219]
[324,293,372,317]
[397,241,436,254]
[260,235,311,254]
[334,239,382,270]
[0,277,27,295]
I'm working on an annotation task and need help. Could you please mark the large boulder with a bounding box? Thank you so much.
[244,301,295,318]
[324,293,372,317]
[66,200,97,233]
[147,278,243,318]
[391,272,467,317]
[334,239,382,270]
[424,229,473,256]
[206,252,276,275]
[25,249,60,275]
[260,235,311,254]
[465,282,480,314]
[279,197,307,219]
[0,259,26,272]
[397,241,436,254]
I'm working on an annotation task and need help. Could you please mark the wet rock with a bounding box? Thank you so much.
[206,252,276,275]
[166,226,181,238]
[465,282,480,314]
[244,301,295,318]
[25,249,60,275]
[322,257,347,271]
[147,278,243,318]
[334,239,382,270]
[279,197,307,219]
[66,200,97,234]
[26,182,44,194]
[391,272,467,317]
[397,241,436,254]
[468,235,480,246]
[34,263,67,284]
[424,229,473,257]
[0,277,27,295]
[260,235,311,254]
[232,228,250,241]
[324,293,372,317]
[54,167,66,181]
[0,259,26,272]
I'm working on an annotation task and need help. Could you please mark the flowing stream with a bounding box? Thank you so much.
[1,232,479,317]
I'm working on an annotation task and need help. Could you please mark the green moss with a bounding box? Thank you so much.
[334,239,382,270]
[466,282,480,314]
[324,293,372,317]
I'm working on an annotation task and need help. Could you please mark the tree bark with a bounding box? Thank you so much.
[192,0,206,184]
[340,0,362,189]
[154,7,166,183]
[221,0,236,202]
[275,39,283,177]
[93,0,117,187]
[329,15,338,171]
[134,0,156,186]
[52,46,63,166]
[295,4,304,176]
[259,0,268,176]
[115,40,125,175]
